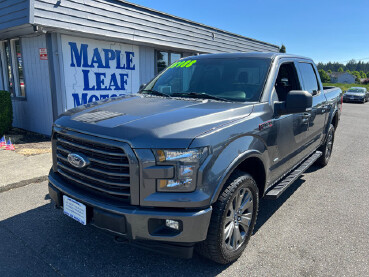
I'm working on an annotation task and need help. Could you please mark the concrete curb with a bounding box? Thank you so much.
[0,150,51,193]
[0,175,48,193]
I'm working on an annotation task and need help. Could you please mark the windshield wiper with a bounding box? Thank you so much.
[141,89,171,98]
[172,92,229,102]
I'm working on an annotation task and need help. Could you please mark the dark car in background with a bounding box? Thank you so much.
[343,87,368,103]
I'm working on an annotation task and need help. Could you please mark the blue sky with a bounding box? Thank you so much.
[127,0,369,64]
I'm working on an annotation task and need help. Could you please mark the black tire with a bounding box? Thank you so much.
[196,170,259,264]
[316,124,335,167]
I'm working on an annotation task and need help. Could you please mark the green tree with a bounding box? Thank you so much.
[346,59,357,71]
[318,69,331,83]
[328,69,332,74]
[360,71,367,78]
[346,69,351,73]
[351,71,361,82]
[338,67,344,72]
[279,44,286,53]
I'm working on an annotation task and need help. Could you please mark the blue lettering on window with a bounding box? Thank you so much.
[95,72,109,91]
[125,51,135,70]
[108,74,120,90]
[115,50,125,69]
[68,41,137,108]
[69,42,92,68]
[82,70,95,91]
[72,93,88,106]
[120,73,128,90]
[103,49,115,69]
[90,48,104,68]
[88,95,99,103]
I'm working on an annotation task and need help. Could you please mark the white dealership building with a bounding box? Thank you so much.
[0,0,279,135]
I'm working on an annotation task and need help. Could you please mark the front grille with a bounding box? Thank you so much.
[55,132,131,202]
[346,95,362,99]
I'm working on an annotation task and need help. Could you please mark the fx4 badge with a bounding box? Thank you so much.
[259,120,273,131]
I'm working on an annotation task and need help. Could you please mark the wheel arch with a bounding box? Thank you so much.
[211,150,267,204]
[331,111,339,130]
[323,107,339,139]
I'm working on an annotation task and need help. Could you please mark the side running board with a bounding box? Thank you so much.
[265,151,322,199]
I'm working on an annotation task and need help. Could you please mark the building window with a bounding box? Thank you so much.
[0,39,26,98]
[0,49,3,90]
[14,39,25,97]
[156,50,182,74]
[170,53,181,64]
[3,41,14,95]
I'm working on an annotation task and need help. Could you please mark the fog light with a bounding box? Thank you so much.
[158,178,194,192]
[165,219,179,230]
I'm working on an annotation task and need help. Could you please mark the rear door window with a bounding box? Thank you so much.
[298,62,319,94]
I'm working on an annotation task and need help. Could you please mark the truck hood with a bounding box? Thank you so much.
[55,94,254,148]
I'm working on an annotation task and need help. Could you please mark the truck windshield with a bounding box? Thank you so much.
[347,88,365,93]
[142,57,271,102]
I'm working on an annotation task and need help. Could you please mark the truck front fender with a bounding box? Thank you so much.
[197,135,269,205]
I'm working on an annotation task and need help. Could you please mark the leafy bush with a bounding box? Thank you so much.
[318,69,331,83]
[350,71,361,82]
[0,91,12,136]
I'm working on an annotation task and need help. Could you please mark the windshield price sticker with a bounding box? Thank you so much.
[169,60,197,68]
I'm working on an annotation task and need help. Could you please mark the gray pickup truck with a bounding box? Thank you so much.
[48,53,342,264]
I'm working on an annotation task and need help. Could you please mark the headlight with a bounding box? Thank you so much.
[155,148,208,163]
[154,148,209,192]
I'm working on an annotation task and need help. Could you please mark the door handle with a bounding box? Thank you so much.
[321,105,329,112]
[302,113,311,118]
[301,113,310,123]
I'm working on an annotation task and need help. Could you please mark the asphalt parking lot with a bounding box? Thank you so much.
[1,103,369,277]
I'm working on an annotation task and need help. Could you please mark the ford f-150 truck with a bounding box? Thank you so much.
[48,53,343,264]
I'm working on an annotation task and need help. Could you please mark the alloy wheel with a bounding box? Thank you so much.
[325,130,334,161]
[223,187,253,251]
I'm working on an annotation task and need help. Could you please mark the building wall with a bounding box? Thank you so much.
[12,34,53,135]
[59,34,142,110]
[33,0,279,54]
[0,0,29,31]
[337,74,355,84]
[138,46,155,85]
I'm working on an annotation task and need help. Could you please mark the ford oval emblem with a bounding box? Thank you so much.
[67,153,89,168]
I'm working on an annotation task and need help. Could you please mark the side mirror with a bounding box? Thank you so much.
[139,83,146,91]
[275,90,312,116]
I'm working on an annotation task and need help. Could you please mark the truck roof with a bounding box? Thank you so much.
[188,52,312,61]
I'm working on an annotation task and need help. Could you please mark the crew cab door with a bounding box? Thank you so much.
[268,60,310,183]
[296,62,328,152]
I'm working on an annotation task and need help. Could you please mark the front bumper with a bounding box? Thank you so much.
[343,96,365,102]
[48,171,212,244]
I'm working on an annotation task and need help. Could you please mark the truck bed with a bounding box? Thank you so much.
[323,86,343,102]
